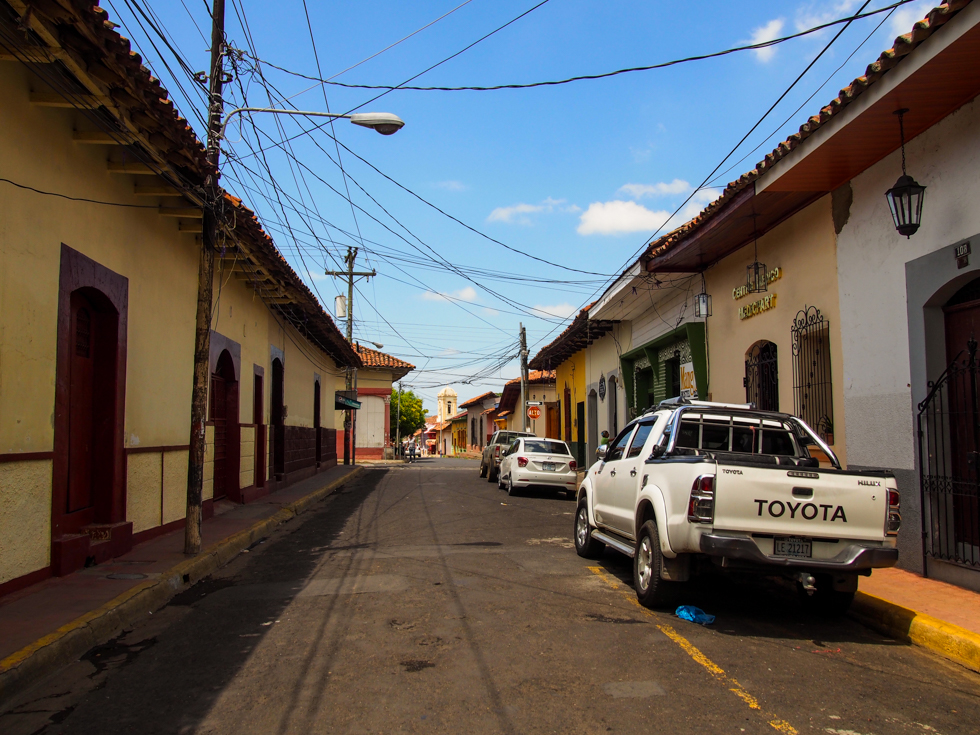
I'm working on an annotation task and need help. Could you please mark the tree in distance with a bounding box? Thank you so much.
[390,388,427,441]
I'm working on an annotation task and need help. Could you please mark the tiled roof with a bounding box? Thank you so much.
[528,303,617,370]
[460,391,498,408]
[645,0,969,263]
[4,1,210,186]
[504,370,556,386]
[223,195,359,367]
[434,421,451,431]
[450,412,468,422]
[353,344,415,379]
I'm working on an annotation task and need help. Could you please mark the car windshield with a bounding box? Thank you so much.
[523,440,570,455]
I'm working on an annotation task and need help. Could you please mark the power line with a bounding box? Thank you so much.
[255,1,918,94]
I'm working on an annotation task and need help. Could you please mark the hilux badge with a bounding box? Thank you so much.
[857,480,881,487]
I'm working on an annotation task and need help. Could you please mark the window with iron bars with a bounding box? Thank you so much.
[791,306,834,444]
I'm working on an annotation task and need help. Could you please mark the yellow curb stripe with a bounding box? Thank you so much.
[852,591,980,673]
[587,566,797,735]
[0,468,361,681]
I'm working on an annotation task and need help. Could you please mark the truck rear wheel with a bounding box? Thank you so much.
[574,501,603,559]
[634,521,673,609]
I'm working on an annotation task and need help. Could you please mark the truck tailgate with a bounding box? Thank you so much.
[712,463,887,541]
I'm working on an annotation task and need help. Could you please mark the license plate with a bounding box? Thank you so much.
[542,462,555,471]
[773,536,811,558]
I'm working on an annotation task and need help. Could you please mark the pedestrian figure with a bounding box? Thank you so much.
[600,430,610,446]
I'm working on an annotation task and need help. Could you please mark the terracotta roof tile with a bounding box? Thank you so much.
[354,344,416,374]
[460,391,498,408]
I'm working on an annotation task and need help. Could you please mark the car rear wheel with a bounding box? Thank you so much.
[634,520,674,609]
[574,501,603,559]
[479,461,487,478]
[506,474,518,496]
[487,462,497,482]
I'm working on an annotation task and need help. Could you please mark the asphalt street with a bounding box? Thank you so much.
[4,458,979,734]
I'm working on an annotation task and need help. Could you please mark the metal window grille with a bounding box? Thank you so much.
[918,338,980,570]
[791,306,834,443]
[744,341,779,411]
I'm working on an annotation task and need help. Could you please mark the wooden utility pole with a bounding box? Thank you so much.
[519,323,529,432]
[325,246,375,464]
[185,0,226,555]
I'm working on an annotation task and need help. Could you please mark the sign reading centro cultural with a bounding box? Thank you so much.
[680,362,698,400]
[732,267,782,300]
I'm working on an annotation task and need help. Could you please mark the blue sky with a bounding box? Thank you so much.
[103,0,935,411]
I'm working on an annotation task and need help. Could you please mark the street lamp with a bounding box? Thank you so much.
[884,109,925,238]
[219,107,405,140]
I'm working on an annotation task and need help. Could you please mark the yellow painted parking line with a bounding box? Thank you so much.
[587,566,797,735]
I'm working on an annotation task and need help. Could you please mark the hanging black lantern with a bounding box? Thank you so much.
[884,109,926,238]
[694,291,712,318]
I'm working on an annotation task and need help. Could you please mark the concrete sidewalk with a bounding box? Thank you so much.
[0,464,362,708]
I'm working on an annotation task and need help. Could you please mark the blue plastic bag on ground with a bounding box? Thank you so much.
[675,605,715,625]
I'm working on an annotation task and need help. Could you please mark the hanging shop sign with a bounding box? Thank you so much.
[598,374,606,400]
[738,293,777,321]
[733,267,782,300]
[680,362,699,400]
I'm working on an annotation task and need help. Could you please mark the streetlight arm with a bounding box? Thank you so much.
[219,107,350,139]
[219,108,404,139]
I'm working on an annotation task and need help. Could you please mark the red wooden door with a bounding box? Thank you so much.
[254,375,265,488]
[68,294,96,519]
[211,374,228,500]
[944,297,980,549]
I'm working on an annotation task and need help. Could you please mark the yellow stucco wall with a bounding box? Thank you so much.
[0,460,52,585]
[556,350,587,443]
[703,195,847,466]
[0,58,364,586]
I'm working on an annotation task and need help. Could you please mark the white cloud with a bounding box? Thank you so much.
[422,286,478,303]
[795,1,858,32]
[577,201,672,236]
[618,179,692,199]
[487,197,579,225]
[748,18,784,62]
[577,189,719,237]
[438,348,460,356]
[434,180,467,191]
[533,303,578,319]
[482,307,499,317]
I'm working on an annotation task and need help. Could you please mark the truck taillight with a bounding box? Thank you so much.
[687,474,715,524]
[517,456,528,467]
[569,460,577,470]
[886,488,901,536]
[495,446,501,458]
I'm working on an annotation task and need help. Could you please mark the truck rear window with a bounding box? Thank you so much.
[676,415,801,457]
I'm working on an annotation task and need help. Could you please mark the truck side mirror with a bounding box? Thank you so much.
[595,444,607,461]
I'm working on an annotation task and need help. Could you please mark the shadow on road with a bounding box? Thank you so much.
[30,470,388,735]
[591,550,904,648]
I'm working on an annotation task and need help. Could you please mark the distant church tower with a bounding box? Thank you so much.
[437,386,458,422]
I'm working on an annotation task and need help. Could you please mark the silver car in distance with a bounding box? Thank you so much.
[497,437,578,497]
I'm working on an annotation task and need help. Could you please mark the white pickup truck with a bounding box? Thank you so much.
[574,399,900,613]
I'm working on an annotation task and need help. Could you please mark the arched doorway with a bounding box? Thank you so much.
[253,373,265,488]
[587,389,598,461]
[65,288,120,528]
[608,376,619,436]
[210,350,239,502]
[271,358,285,478]
[745,340,779,411]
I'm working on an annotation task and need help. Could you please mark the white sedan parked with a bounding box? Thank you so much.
[497,437,578,496]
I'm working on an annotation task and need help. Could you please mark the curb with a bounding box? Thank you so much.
[0,467,362,709]
[850,590,980,673]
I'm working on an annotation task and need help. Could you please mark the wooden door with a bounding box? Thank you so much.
[944,295,980,549]
[68,293,96,519]
[546,404,560,440]
[314,380,321,466]
[210,373,228,500]
[254,375,265,487]
[271,359,285,476]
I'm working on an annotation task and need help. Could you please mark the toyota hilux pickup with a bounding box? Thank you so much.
[574,399,900,612]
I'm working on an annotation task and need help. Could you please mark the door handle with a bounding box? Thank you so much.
[610,469,616,477]
[630,468,637,477]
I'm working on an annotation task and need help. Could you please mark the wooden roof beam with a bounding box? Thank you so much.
[158,206,202,218]
[74,130,134,145]
[134,184,185,197]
